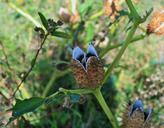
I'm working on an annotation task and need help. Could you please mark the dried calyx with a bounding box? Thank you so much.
[71,43,104,88]
[129,100,152,121]
[122,99,153,128]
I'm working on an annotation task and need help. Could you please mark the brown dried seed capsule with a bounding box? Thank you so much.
[122,104,145,128]
[71,59,89,88]
[127,110,145,128]
[72,44,104,88]
[86,56,104,88]
[71,57,104,89]
[122,100,152,128]
[122,103,131,128]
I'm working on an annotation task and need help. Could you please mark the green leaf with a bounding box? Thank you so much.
[51,31,70,39]
[86,22,94,42]
[12,97,44,118]
[78,0,94,18]
[38,12,48,30]
[141,8,153,23]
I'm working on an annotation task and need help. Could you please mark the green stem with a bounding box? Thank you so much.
[93,87,119,128]
[44,91,60,104]
[12,33,49,97]
[125,0,140,21]
[89,9,104,20]
[45,87,119,128]
[103,22,139,83]
[100,34,146,58]
[59,88,94,95]
[8,2,41,27]
[44,88,94,104]
[130,34,146,42]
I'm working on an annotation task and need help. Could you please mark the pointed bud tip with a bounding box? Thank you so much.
[87,43,98,58]
[72,46,85,60]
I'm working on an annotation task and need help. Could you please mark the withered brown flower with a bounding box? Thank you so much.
[59,7,80,23]
[104,0,122,22]
[147,9,164,35]
[71,44,104,88]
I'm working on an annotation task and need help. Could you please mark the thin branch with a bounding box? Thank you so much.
[100,34,146,58]
[0,41,13,71]
[12,33,49,97]
[59,88,94,95]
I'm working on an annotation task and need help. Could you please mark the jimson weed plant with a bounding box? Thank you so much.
[0,0,163,128]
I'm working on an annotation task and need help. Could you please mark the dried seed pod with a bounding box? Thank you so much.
[87,56,104,88]
[122,100,152,128]
[144,108,152,128]
[127,109,145,128]
[71,44,104,88]
[71,59,89,87]
[147,9,164,35]
[122,102,132,128]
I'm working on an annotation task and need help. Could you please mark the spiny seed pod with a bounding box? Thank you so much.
[122,99,153,128]
[71,44,104,88]
[147,9,164,35]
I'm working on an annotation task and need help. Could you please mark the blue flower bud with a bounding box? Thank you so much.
[86,43,98,59]
[129,99,144,117]
[72,46,85,61]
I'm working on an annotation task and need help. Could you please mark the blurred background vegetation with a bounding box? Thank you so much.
[0,0,163,128]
